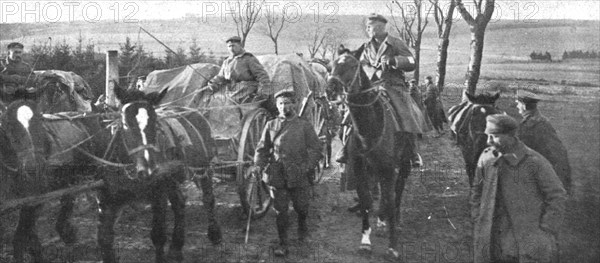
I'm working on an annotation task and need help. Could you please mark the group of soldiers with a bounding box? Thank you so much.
[1,12,572,262]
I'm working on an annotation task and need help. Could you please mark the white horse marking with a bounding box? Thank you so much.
[17,106,34,130]
[135,108,151,162]
[360,227,372,246]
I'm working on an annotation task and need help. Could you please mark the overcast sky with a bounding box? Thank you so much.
[1,0,599,24]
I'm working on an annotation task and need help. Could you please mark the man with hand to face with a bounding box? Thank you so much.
[0,42,37,108]
[471,114,566,263]
[252,90,322,257]
[207,36,271,103]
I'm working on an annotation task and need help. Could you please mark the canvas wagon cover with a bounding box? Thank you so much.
[141,63,220,106]
[256,54,326,98]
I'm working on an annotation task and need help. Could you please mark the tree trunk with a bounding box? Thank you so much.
[274,40,279,55]
[413,44,421,83]
[435,0,455,93]
[465,25,486,95]
[436,38,450,92]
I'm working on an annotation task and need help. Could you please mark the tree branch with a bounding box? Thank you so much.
[456,0,476,25]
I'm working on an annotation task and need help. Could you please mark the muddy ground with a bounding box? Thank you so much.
[1,93,599,263]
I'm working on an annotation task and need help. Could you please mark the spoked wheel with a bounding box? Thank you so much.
[237,108,272,219]
[309,99,328,184]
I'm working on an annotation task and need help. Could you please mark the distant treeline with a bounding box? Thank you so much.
[529,51,552,61]
[562,50,599,60]
[24,36,222,97]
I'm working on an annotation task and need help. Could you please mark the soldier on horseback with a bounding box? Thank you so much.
[207,36,271,103]
[335,14,428,164]
[0,42,38,109]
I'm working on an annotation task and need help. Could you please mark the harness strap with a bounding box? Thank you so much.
[75,147,133,168]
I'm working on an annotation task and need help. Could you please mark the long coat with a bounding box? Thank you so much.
[518,109,572,193]
[471,142,566,263]
[254,115,322,189]
[359,34,429,134]
[209,52,270,101]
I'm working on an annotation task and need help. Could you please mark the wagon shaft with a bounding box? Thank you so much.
[0,180,104,214]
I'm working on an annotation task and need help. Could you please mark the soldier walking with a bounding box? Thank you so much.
[252,90,322,257]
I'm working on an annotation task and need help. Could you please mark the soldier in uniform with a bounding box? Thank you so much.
[335,13,428,163]
[252,90,322,257]
[515,90,572,194]
[471,114,566,263]
[207,36,271,103]
[423,75,446,137]
[0,42,37,109]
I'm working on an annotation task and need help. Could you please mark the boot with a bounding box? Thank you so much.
[298,216,309,243]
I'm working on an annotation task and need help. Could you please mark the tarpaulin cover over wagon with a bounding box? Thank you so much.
[141,63,220,106]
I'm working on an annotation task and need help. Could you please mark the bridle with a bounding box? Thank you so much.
[328,55,381,108]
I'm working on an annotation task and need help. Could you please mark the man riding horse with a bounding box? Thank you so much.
[336,13,429,164]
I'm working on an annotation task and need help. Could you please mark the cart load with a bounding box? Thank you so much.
[141,63,220,107]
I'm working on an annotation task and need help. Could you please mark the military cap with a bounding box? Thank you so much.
[367,13,387,24]
[7,42,24,49]
[516,90,541,103]
[225,36,242,43]
[485,114,518,135]
[274,89,296,101]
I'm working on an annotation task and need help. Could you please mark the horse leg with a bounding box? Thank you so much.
[355,158,373,252]
[194,170,222,245]
[56,194,78,262]
[13,205,43,263]
[379,166,400,258]
[166,183,185,262]
[97,191,124,263]
[150,188,168,263]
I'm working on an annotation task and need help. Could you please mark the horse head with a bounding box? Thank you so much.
[36,76,77,113]
[0,100,50,193]
[465,92,502,134]
[326,51,370,101]
[115,82,168,178]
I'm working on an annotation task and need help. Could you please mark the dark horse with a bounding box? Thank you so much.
[0,99,99,262]
[96,86,222,262]
[0,86,221,262]
[448,92,501,186]
[326,52,414,258]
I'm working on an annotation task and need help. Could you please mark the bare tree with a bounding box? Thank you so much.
[322,29,348,61]
[388,0,433,84]
[229,0,265,47]
[456,0,495,95]
[305,23,330,59]
[430,0,456,92]
[260,4,287,54]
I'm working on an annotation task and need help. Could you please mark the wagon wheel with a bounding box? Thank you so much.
[237,107,272,219]
[309,99,328,184]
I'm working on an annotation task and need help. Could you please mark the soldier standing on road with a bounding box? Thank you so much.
[0,42,37,109]
[252,90,322,257]
[423,76,445,137]
[471,114,566,263]
[515,90,572,194]
[207,36,271,103]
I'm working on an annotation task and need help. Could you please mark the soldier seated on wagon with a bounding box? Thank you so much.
[207,36,271,104]
[0,42,38,109]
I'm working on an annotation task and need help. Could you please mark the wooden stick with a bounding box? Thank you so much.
[0,180,104,213]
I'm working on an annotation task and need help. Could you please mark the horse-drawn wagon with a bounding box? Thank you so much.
[140,54,331,219]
